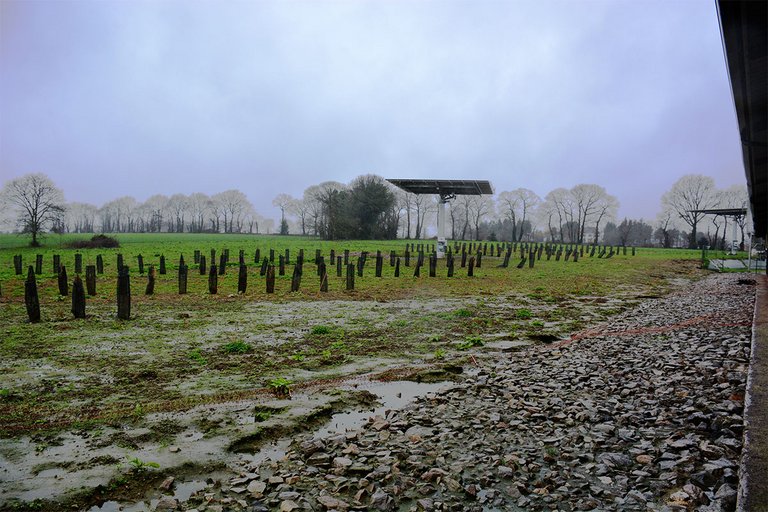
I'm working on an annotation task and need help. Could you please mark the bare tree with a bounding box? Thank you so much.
[467,195,494,241]
[167,194,189,233]
[272,193,294,235]
[1,173,65,246]
[412,194,434,239]
[187,192,210,233]
[497,188,540,241]
[65,202,98,233]
[661,174,717,248]
[215,190,251,233]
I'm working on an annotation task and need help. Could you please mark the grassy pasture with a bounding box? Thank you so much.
[0,233,706,438]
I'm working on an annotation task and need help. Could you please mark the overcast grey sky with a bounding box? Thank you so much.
[0,0,745,221]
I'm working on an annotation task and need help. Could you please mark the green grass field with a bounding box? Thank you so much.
[0,232,709,438]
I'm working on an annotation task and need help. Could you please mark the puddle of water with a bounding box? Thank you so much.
[241,438,292,466]
[313,380,447,438]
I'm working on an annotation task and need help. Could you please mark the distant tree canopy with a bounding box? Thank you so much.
[317,175,398,240]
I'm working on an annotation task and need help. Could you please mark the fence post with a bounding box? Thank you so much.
[117,266,131,320]
[24,266,41,323]
[86,265,97,295]
[72,275,86,319]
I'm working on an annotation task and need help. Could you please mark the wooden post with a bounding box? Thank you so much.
[178,263,188,294]
[329,249,335,265]
[344,249,349,265]
[85,265,97,296]
[75,253,82,274]
[159,255,166,275]
[413,261,421,277]
[395,258,401,277]
[14,255,22,275]
[269,248,275,263]
[315,249,322,265]
[476,252,482,268]
[116,266,131,320]
[405,249,410,267]
[54,254,61,274]
[254,249,261,263]
[285,248,290,265]
[298,249,304,265]
[573,249,579,262]
[194,250,200,264]
[145,265,155,295]
[24,266,41,323]
[35,254,43,275]
[260,257,269,276]
[218,254,226,275]
[461,251,467,268]
[357,257,365,277]
[209,265,218,294]
[336,256,342,277]
[447,254,454,277]
[467,256,475,277]
[279,255,286,276]
[375,254,383,277]
[320,272,328,292]
[199,255,207,275]
[528,251,535,268]
[429,253,436,277]
[390,250,396,266]
[210,249,216,265]
[238,264,247,294]
[632,246,636,256]
[266,264,275,293]
[346,263,355,290]
[517,257,526,269]
[316,256,325,276]
[239,249,245,266]
[58,266,69,296]
[137,254,144,275]
[71,275,86,319]
[291,264,301,292]
[117,254,124,273]
[96,254,103,274]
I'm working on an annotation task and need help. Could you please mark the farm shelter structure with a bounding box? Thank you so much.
[718,1,768,510]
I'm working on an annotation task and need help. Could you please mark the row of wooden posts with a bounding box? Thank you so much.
[9,241,636,278]
[17,242,636,323]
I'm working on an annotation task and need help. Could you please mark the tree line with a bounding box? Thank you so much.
[0,172,750,248]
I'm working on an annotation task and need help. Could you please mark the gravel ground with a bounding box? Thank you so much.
[163,273,755,512]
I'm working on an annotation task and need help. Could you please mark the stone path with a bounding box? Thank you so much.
[169,273,755,511]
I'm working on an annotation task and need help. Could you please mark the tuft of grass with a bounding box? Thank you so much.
[311,325,331,335]
[189,349,207,365]
[268,377,291,398]
[222,341,251,354]
[515,308,532,319]
[128,457,160,471]
[453,308,473,318]
[457,336,484,350]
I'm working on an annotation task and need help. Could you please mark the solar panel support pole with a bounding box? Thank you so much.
[437,199,447,258]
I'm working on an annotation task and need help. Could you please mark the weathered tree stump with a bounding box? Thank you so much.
[146,266,156,295]
[278,255,285,276]
[138,254,146,274]
[13,255,22,275]
[178,263,188,294]
[96,254,103,274]
[528,251,535,268]
[219,254,226,275]
[517,257,526,269]
[117,254,124,273]
[500,253,510,268]
[194,250,200,264]
[239,249,245,266]
[337,256,343,277]
[116,266,131,320]
[210,249,216,265]
[344,249,349,266]
[413,262,421,277]
[254,249,261,263]
[284,248,290,265]
[24,266,41,323]
[209,265,218,294]
[72,275,86,319]
[269,249,275,263]
[404,250,410,267]
[461,251,467,268]
[75,253,83,274]
[467,257,475,277]
[573,249,579,262]
[357,258,365,277]
[390,250,396,266]
[476,252,482,268]
[159,255,166,275]
[375,254,383,277]
[429,254,436,277]
[320,272,328,292]
[395,258,401,277]
[86,265,97,296]
[35,254,43,275]
[315,249,322,265]
[54,254,61,274]
[238,264,247,294]
[58,266,69,296]
[199,255,207,275]
[447,254,454,277]
[316,256,325,276]
[298,249,304,266]
[266,265,275,293]
[260,257,269,276]
[346,264,355,290]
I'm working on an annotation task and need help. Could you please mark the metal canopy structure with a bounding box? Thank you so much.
[690,207,748,255]
[718,0,767,240]
[387,179,494,200]
[387,179,495,257]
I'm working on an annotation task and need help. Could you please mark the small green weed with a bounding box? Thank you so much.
[268,377,291,398]
[311,325,331,335]
[189,349,207,365]
[458,336,484,350]
[531,320,544,328]
[289,353,305,362]
[515,308,532,319]
[433,348,446,359]
[453,308,473,318]
[223,341,251,354]
[128,457,160,471]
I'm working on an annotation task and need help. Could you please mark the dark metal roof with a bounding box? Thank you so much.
[718,0,768,238]
[386,179,494,197]
[690,208,748,216]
